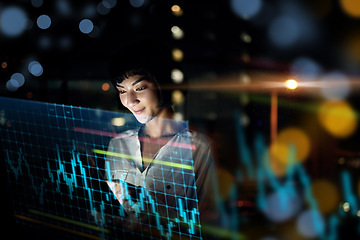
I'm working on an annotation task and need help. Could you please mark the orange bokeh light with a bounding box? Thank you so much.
[102,83,110,91]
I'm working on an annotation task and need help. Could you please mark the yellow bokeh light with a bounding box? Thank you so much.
[270,127,311,165]
[311,179,340,214]
[172,90,184,105]
[171,5,183,17]
[285,79,298,90]
[111,117,126,127]
[318,101,357,138]
[172,48,184,62]
[340,0,360,18]
[217,168,235,200]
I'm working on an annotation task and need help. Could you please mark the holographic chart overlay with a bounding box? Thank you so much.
[0,96,201,240]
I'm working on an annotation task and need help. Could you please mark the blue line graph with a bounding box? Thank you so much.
[5,148,45,204]
[5,141,201,239]
[0,96,202,240]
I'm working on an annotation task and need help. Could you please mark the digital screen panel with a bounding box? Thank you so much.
[0,96,202,240]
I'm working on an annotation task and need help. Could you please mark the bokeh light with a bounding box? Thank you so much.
[268,15,300,48]
[31,0,44,8]
[290,57,322,82]
[230,0,263,20]
[2,62,8,69]
[172,90,184,105]
[97,2,111,15]
[343,202,350,212]
[171,69,184,83]
[0,6,28,37]
[340,0,360,18]
[296,209,325,238]
[28,61,43,77]
[79,19,94,34]
[318,101,357,138]
[217,168,235,200]
[270,127,311,166]
[320,72,350,100]
[240,32,252,43]
[56,0,72,16]
[6,80,19,92]
[263,186,302,222]
[10,73,25,88]
[171,26,184,40]
[38,35,52,49]
[102,83,110,91]
[82,4,97,18]
[37,15,51,30]
[111,117,126,127]
[172,48,184,62]
[171,5,183,17]
[103,0,117,9]
[173,112,184,121]
[130,0,145,8]
[311,179,340,214]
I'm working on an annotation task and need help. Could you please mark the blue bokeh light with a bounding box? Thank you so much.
[31,0,43,8]
[38,35,52,49]
[268,15,300,48]
[0,6,28,37]
[230,0,262,19]
[291,57,322,82]
[82,4,97,18]
[296,209,325,238]
[28,61,43,77]
[79,19,94,34]
[37,15,51,30]
[262,186,302,222]
[11,73,25,87]
[56,0,72,16]
[130,0,145,8]
[97,2,111,15]
[103,0,117,9]
[320,71,350,100]
[6,80,19,92]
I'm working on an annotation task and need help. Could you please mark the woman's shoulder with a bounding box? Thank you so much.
[185,129,213,152]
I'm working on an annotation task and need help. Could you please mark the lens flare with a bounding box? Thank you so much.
[285,79,298,90]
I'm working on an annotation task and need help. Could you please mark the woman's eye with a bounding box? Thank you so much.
[119,90,126,94]
[136,86,147,91]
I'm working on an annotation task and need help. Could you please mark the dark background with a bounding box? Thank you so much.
[2,0,360,239]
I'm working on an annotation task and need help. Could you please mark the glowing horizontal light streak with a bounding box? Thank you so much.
[93,149,194,170]
[163,70,360,95]
[28,209,110,233]
[201,224,246,240]
[15,214,107,240]
[72,127,196,150]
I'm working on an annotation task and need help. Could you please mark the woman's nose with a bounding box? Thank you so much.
[126,91,139,107]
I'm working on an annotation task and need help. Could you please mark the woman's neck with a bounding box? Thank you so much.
[143,107,178,138]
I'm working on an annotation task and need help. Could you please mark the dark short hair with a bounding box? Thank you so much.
[108,40,176,108]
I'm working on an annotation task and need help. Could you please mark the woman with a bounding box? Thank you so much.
[104,40,218,239]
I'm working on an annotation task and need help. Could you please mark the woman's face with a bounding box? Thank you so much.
[116,74,161,124]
